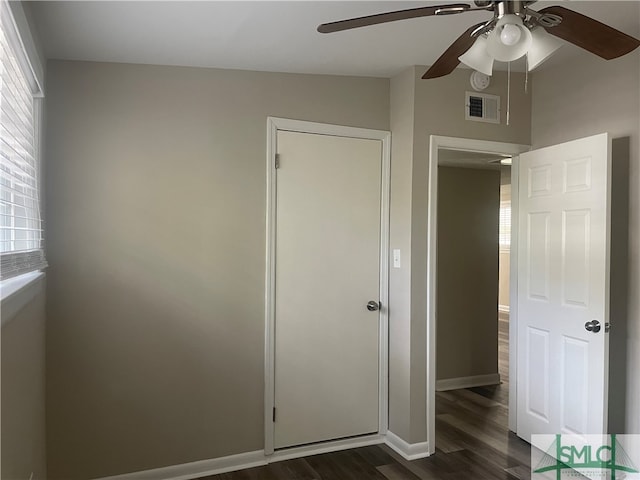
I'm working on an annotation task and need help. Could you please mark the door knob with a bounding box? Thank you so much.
[366,301,380,312]
[585,320,601,333]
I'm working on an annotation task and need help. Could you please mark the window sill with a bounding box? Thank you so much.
[1,271,45,326]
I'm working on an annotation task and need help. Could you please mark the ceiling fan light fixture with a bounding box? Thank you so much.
[317,2,640,81]
[458,35,494,76]
[527,26,564,71]
[500,23,522,46]
[487,14,532,62]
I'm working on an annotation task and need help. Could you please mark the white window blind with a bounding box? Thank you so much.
[499,201,511,249]
[0,2,46,280]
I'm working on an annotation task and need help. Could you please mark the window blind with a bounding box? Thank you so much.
[0,2,46,280]
[499,201,511,249]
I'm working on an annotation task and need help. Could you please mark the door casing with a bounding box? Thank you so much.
[265,117,391,455]
[426,135,530,454]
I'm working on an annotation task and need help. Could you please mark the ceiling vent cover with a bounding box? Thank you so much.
[465,92,500,124]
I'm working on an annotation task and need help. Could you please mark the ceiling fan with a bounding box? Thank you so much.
[317,1,640,79]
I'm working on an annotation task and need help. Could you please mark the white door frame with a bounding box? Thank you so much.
[426,135,530,454]
[265,117,391,456]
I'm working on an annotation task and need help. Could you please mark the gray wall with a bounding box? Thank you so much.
[388,66,530,443]
[1,284,48,480]
[43,58,536,477]
[388,67,415,442]
[530,47,640,433]
[44,60,389,479]
[436,167,500,381]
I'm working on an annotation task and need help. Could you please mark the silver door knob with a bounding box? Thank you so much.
[585,320,601,333]
[366,301,380,311]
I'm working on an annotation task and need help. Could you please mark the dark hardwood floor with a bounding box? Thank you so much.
[202,312,530,480]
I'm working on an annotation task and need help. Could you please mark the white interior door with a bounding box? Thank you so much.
[273,130,382,449]
[517,133,611,441]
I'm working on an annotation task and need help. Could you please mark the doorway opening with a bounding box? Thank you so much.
[434,149,514,448]
[426,136,530,457]
[428,133,615,468]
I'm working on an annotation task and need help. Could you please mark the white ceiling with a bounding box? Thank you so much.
[29,1,640,78]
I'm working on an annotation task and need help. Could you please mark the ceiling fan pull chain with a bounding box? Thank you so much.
[506,61,511,126]
[525,57,529,94]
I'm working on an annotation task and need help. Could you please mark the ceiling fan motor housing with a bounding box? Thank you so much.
[495,1,528,20]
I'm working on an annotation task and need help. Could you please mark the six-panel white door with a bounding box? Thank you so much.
[516,133,611,441]
[273,130,382,449]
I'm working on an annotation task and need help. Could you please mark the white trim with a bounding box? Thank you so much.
[498,305,510,314]
[265,117,391,456]
[436,373,501,392]
[96,434,408,480]
[0,271,44,326]
[427,136,529,454]
[271,434,385,463]
[267,117,390,140]
[264,117,278,456]
[508,155,520,433]
[95,450,266,480]
[384,431,430,461]
[3,0,44,96]
[378,125,391,437]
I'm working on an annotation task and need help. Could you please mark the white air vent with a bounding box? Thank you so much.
[465,92,500,124]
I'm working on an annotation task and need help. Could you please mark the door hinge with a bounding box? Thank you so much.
[275,154,280,169]
[272,407,276,422]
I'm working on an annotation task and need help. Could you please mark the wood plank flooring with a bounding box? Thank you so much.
[202,313,530,479]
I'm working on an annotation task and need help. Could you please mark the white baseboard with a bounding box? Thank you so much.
[270,434,385,462]
[96,450,266,480]
[384,431,430,460]
[96,434,387,480]
[96,432,432,480]
[436,373,501,392]
[498,305,510,313]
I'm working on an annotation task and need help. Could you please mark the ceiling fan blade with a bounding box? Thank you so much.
[422,23,484,79]
[539,6,640,60]
[318,3,472,33]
